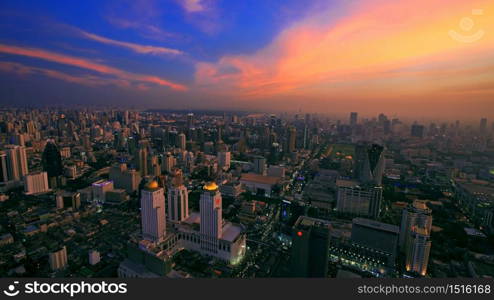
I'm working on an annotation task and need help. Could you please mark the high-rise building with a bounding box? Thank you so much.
[42,140,62,179]
[178,133,186,151]
[290,216,331,277]
[91,180,114,203]
[0,151,9,183]
[288,126,297,153]
[187,113,194,128]
[138,147,148,177]
[109,163,141,193]
[350,112,358,126]
[4,145,29,182]
[405,227,431,276]
[253,156,267,175]
[353,143,384,185]
[24,171,50,195]
[162,152,175,174]
[218,151,231,170]
[141,181,166,242]
[49,246,68,271]
[167,170,189,222]
[336,179,382,219]
[351,218,399,265]
[200,182,223,253]
[399,200,432,250]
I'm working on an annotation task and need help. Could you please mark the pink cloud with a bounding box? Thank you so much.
[0,44,187,91]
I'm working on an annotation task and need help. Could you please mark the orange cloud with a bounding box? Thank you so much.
[80,30,183,55]
[195,0,494,102]
[0,44,187,91]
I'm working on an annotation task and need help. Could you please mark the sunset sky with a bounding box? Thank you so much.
[0,0,493,119]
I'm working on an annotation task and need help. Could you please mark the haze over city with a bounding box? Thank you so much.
[0,0,493,120]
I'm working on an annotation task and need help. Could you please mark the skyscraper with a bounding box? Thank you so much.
[336,179,383,219]
[49,246,68,271]
[200,182,222,254]
[353,143,384,185]
[253,156,266,175]
[410,123,425,138]
[140,181,166,242]
[178,133,186,151]
[218,151,231,170]
[290,216,331,277]
[288,126,297,153]
[480,117,487,134]
[0,151,9,183]
[42,140,62,179]
[167,170,189,222]
[138,147,148,177]
[405,227,431,276]
[400,200,432,250]
[5,145,29,182]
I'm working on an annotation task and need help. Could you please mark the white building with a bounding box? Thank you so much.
[4,145,28,182]
[240,173,280,197]
[400,200,432,250]
[141,181,166,242]
[24,171,50,195]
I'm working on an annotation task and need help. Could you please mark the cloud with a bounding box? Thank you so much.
[79,30,183,55]
[0,61,131,88]
[0,44,187,91]
[180,0,205,13]
[194,0,494,101]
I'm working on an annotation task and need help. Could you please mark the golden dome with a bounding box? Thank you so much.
[203,182,218,191]
[147,180,159,189]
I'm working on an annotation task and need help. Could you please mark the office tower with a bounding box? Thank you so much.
[4,145,29,182]
[200,182,222,253]
[177,133,186,150]
[405,227,431,276]
[88,250,101,265]
[353,143,384,185]
[350,112,358,126]
[42,140,63,179]
[290,216,331,277]
[167,169,189,222]
[218,151,231,170]
[109,163,141,193]
[411,123,425,138]
[149,155,160,176]
[400,200,432,250]
[253,156,267,175]
[138,147,148,176]
[336,180,382,219]
[140,181,166,242]
[288,126,297,153]
[480,118,487,134]
[351,218,399,264]
[49,246,68,271]
[24,171,50,195]
[0,151,8,183]
[91,180,114,203]
[13,133,25,146]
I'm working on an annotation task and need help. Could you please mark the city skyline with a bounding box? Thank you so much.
[0,0,493,119]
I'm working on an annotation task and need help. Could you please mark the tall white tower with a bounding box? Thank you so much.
[200,182,222,253]
[140,181,166,242]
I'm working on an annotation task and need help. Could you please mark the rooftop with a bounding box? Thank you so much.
[240,173,279,185]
